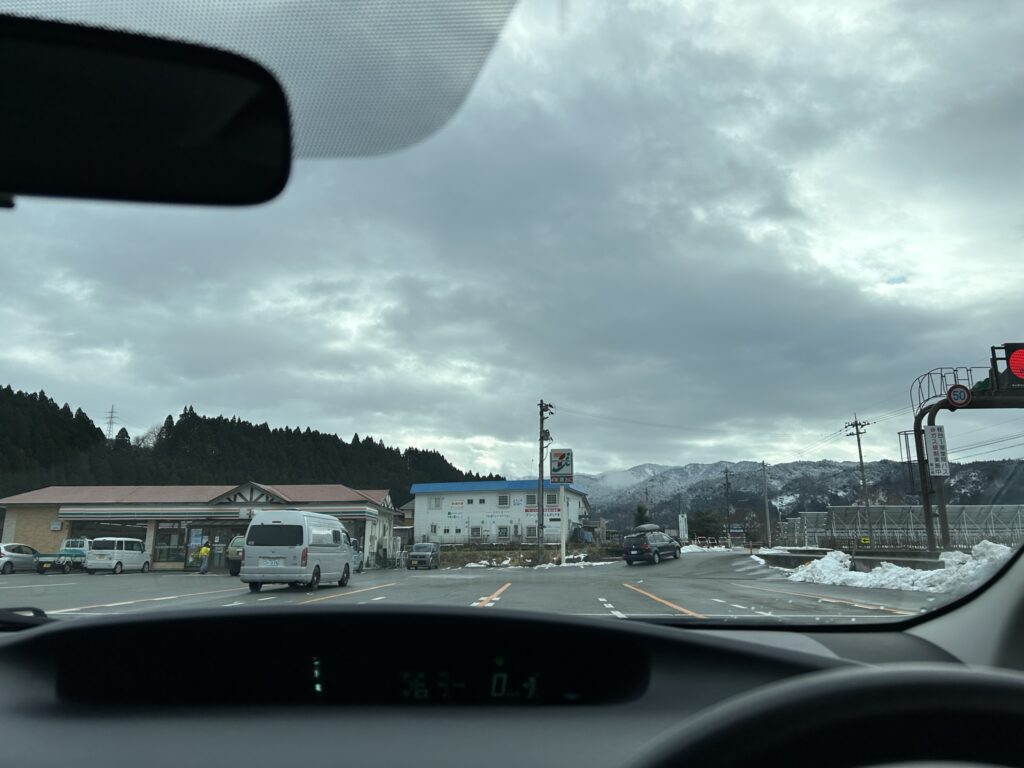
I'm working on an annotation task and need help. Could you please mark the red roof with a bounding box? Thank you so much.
[0,483,391,506]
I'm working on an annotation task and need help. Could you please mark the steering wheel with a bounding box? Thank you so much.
[635,664,1024,768]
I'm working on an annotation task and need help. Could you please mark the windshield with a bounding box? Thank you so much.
[0,0,1022,626]
[247,526,303,547]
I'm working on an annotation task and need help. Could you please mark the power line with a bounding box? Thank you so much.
[948,431,1024,455]
[951,413,1024,439]
[953,440,1024,461]
[554,405,807,439]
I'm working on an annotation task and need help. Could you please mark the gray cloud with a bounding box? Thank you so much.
[2,0,1023,477]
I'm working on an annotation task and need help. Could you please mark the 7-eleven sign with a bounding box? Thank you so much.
[550,449,573,483]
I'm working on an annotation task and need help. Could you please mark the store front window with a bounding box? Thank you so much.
[185,525,246,571]
[154,522,186,563]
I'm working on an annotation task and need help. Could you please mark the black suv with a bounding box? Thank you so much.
[623,531,680,565]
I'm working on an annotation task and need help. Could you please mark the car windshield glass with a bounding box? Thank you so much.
[246,526,303,547]
[0,0,1022,626]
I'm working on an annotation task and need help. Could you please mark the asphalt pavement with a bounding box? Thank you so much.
[0,551,936,624]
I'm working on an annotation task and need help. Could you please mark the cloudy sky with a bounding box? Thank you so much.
[3,0,1024,478]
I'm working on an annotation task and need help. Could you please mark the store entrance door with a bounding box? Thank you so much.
[186,525,243,571]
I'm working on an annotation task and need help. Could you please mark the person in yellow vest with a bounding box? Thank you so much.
[198,541,211,574]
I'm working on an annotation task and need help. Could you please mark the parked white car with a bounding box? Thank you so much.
[85,537,150,574]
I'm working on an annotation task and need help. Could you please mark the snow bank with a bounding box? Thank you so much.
[787,541,1013,594]
[461,553,611,569]
[680,544,729,553]
[750,555,766,565]
[532,560,615,569]
[757,547,791,555]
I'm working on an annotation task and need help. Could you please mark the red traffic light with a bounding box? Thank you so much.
[1009,348,1024,380]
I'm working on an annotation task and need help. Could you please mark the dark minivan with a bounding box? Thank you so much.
[624,531,680,565]
[407,542,440,570]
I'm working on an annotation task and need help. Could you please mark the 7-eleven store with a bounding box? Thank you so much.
[0,481,396,571]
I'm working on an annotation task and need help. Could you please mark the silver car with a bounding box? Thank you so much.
[0,543,40,574]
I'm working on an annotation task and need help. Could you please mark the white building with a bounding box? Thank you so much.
[410,480,590,545]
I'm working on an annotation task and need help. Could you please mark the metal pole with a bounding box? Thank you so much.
[537,401,545,565]
[846,415,873,544]
[927,400,952,551]
[559,483,567,564]
[761,460,772,548]
[723,468,732,549]
[912,406,938,552]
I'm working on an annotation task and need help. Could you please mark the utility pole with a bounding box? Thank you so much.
[845,414,873,544]
[105,405,117,440]
[723,467,732,549]
[537,400,555,564]
[761,461,772,548]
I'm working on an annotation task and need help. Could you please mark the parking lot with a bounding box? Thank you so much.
[0,550,930,623]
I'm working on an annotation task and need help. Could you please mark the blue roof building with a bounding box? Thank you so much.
[409,480,590,545]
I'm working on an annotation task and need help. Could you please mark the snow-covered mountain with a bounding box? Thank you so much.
[576,458,1024,517]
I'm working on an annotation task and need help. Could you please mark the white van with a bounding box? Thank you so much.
[240,509,354,593]
[86,537,150,574]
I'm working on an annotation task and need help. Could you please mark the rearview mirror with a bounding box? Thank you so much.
[0,14,291,206]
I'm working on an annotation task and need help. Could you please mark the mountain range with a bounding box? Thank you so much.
[571,459,1024,529]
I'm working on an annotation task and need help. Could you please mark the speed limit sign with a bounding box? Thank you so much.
[948,384,972,408]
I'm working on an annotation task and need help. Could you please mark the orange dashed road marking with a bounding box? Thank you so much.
[622,583,705,618]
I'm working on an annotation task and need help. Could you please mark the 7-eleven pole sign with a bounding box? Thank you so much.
[550,449,573,483]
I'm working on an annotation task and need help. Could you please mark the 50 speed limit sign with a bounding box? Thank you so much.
[947,384,972,408]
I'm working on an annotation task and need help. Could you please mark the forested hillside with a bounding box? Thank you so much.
[0,387,499,505]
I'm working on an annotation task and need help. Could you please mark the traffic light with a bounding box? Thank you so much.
[1000,343,1024,392]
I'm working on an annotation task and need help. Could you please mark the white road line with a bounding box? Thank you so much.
[609,610,627,619]
[598,597,608,602]
[223,601,244,607]
[371,596,387,601]
[711,598,726,604]
[755,610,773,616]
[0,581,77,589]
[729,604,747,610]
[50,586,247,614]
[257,597,275,601]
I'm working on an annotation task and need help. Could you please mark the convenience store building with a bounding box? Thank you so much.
[0,481,396,571]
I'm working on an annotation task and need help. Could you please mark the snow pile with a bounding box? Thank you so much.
[757,547,791,555]
[787,541,1013,594]
[680,544,729,553]
[533,560,615,569]
[750,555,766,565]
[462,557,514,568]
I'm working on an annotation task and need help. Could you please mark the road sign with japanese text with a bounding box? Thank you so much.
[924,425,949,476]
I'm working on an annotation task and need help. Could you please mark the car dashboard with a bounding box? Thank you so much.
[0,605,964,768]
